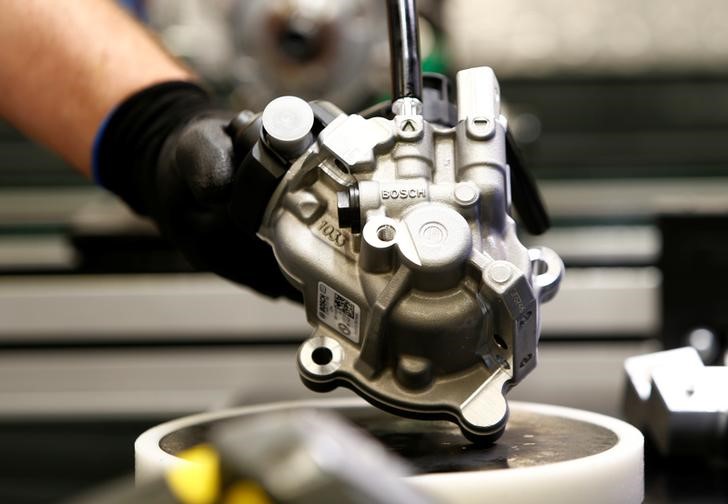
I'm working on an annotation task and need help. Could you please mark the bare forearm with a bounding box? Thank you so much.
[0,0,194,175]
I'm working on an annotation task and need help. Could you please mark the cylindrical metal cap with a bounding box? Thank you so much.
[261,96,315,156]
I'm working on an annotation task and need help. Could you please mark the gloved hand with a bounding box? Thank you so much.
[94,81,301,301]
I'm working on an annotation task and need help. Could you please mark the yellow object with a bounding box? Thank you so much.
[223,481,273,504]
[166,444,221,504]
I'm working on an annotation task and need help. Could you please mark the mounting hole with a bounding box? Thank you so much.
[300,336,342,377]
[312,346,333,365]
[532,258,548,275]
[377,224,396,242]
[494,334,509,350]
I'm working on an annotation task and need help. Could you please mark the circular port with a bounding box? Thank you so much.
[312,346,334,366]
[299,336,343,378]
[377,224,396,242]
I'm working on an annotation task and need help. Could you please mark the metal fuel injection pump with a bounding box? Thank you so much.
[229,0,563,441]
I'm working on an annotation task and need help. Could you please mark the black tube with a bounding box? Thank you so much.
[386,0,423,102]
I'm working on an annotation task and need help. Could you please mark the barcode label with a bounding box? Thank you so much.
[317,282,360,343]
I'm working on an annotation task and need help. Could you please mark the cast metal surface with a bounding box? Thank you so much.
[237,0,565,441]
[254,64,562,441]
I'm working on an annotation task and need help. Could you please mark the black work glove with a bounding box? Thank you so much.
[94,81,301,301]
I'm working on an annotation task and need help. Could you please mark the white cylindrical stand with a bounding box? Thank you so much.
[135,398,643,504]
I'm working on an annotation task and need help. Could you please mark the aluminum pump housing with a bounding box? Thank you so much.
[252,66,564,441]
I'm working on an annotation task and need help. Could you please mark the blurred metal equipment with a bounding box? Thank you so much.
[211,409,432,504]
[659,214,728,364]
[145,0,390,111]
[624,347,728,458]
[444,0,728,77]
[135,398,644,504]
[233,0,563,441]
[74,408,432,504]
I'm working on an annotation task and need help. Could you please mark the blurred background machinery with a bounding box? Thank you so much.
[143,0,446,110]
[0,0,727,502]
[144,0,391,111]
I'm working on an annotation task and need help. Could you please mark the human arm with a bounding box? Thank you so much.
[0,0,299,300]
[0,0,193,175]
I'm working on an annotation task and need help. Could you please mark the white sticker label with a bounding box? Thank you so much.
[317,281,360,343]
